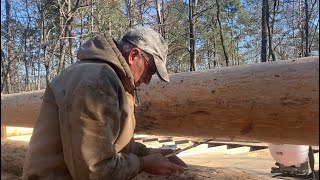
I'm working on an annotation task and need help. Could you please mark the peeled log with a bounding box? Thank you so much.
[1,90,44,127]
[135,56,319,145]
[1,57,319,145]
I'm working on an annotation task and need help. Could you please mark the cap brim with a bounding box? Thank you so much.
[154,56,170,82]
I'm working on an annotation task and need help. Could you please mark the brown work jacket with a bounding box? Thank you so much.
[22,33,148,180]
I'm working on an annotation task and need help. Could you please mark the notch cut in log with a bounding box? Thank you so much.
[1,56,319,145]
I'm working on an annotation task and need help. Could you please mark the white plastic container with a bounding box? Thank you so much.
[268,144,309,167]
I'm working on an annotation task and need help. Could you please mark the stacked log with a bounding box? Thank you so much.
[135,56,319,145]
[1,56,319,145]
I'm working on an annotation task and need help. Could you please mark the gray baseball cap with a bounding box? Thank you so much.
[121,26,170,82]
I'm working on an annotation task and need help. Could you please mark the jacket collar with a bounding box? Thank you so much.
[77,33,135,93]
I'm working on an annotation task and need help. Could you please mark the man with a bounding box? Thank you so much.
[22,26,187,180]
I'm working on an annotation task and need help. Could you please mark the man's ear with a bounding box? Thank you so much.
[128,48,142,65]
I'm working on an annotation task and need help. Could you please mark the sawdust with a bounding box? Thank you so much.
[1,171,21,180]
[136,166,274,180]
[0,138,281,180]
[1,139,271,180]
[3,135,311,180]
[1,139,28,175]
[1,168,272,180]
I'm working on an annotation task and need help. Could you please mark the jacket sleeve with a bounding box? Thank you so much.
[123,138,149,157]
[59,82,142,180]
[132,141,150,157]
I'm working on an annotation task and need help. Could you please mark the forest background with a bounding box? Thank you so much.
[1,0,319,94]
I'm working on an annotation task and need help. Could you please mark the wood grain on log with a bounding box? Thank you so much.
[1,90,44,127]
[1,57,319,145]
[135,56,319,145]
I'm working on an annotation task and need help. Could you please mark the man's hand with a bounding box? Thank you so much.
[168,154,188,168]
[142,153,188,175]
[147,148,188,168]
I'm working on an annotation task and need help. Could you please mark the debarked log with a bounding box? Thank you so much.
[1,56,319,145]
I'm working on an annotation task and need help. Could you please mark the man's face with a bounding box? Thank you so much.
[128,48,157,87]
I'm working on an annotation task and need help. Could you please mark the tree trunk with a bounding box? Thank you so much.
[213,32,217,68]
[69,27,75,64]
[91,0,95,31]
[5,0,14,94]
[23,0,32,91]
[236,39,240,65]
[1,57,319,145]
[266,0,276,62]
[307,0,317,54]
[216,0,229,66]
[37,45,41,90]
[23,29,30,91]
[270,0,278,61]
[207,40,211,69]
[304,0,309,57]
[230,22,235,65]
[58,0,67,75]
[31,58,36,90]
[79,10,84,48]
[189,0,197,71]
[156,0,164,37]
[58,35,67,75]
[45,63,50,84]
[37,2,44,90]
[1,48,7,93]
[23,44,30,91]
[261,0,268,62]
[299,0,304,57]
[126,0,137,28]
[40,3,50,84]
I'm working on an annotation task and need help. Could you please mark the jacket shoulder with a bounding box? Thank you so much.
[49,62,123,107]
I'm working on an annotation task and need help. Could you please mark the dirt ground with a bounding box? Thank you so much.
[1,138,277,180]
[1,167,275,180]
[136,166,276,180]
[1,132,319,180]
[1,171,21,180]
